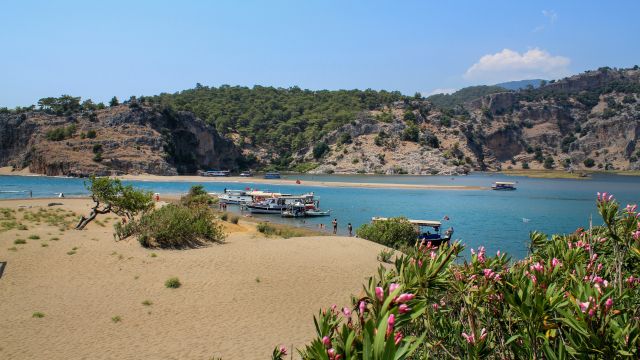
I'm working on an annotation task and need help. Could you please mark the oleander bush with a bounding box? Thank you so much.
[356,217,418,249]
[275,193,640,359]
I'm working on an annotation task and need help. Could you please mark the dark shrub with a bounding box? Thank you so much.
[181,185,217,207]
[583,158,596,168]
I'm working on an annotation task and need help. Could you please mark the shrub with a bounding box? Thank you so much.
[28,234,40,240]
[377,248,394,263]
[521,161,530,169]
[124,204,225,249]
[111,315,122,323]
[181,185,217,207]
[543,156,555,169]
[165,277,181,288]
[583,158,596,168]
[32,312,45,318]
[220,212,229,221]
[356,217,417,249]
[86,129,97,138]
[141,300,153,306]
[292,194,640,359]
[14,239,26,244]
[313,142,329,159]
[92,144,102,153]
[401,125,420,142]
[230,215,239,224]
[257,222,276,236]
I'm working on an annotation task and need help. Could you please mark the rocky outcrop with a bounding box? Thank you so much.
[0,105,241,176]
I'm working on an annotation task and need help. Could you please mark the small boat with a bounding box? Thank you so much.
[305,209,331,217]
[247,193,315,214]
[239,171,253,177]
[218,189,253,204]
[264,172,281,179]
[492,181,516,190]
[202,170,230,177]
[371,217,453,246]
[281,203,307,218]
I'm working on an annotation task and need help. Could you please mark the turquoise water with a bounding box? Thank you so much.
[1,174,639,259]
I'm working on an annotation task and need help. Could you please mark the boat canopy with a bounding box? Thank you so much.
[493,181,516,185]
[372,217,441,227]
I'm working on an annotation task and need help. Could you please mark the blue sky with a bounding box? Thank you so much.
[1,0,639,107]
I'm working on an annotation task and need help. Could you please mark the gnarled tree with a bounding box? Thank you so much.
[75,176,153,230]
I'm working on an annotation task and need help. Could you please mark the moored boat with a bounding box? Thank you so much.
[305,209,331,217]
[201,170,231,177]
[264,172,281,179]
[239,171,253,177]
[492,181,516,190]
[371,217,453,246]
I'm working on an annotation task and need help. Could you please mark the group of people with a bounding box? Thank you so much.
[318,218,353,236]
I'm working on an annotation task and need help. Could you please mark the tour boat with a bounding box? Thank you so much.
[264,172,281,179]
[247,194,315,214]
[281,203,307,218]
[218,189,292,204]
[202,170,230,177]
[491,181,517,190]
[371,217,453,246]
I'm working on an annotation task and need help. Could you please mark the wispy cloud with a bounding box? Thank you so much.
[533,9,558,33]
[464,48,570,83]
[428,88,457,96]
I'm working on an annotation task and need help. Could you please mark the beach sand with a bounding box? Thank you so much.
[0,198,389,359]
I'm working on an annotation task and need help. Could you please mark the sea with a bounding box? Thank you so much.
[1,173,639,259]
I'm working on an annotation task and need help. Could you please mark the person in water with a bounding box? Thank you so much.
[332,218,338,234]
[347,223,353,237]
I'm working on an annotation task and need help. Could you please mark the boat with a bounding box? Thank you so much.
[201,170,230,177]
[239,171,253,177]
[247,194,315,214]
[491,181,516,190]
[217,189,292,204]
[281,203,307,218]
[264,172,281,179]
[371,217,453,246]
[305,209,331,217]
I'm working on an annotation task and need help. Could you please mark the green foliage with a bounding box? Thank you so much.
[147,85,406,154]
[356,217,418,249]
[293,162,319,173]
[423,132,440,148]
[293,195,640,359]
[109,96,119,107]
[165,277,181,288]
[37,95,81,114]
[401,125,420,142]
[119,204,225,249]
[230,215,239,224]
[32,312,45,318]
[583,158,596,168]
[180,185,217,207]
[543,156,555,169]
[337,133,352,145]
[46,124,77,141]
[522,161,530,169]
[377,248,395,263]
[313,142,330,159]
[86,129,97,138]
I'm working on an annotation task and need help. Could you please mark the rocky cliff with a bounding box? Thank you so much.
[0,105,241,176]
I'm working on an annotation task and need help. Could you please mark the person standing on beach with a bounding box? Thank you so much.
[332,218,338,234]
[347,223,353,237]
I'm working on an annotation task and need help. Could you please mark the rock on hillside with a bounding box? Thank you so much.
[0,105,241,176]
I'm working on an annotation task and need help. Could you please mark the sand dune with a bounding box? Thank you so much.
[0,198,388,359]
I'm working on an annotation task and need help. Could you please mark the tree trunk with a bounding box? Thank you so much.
[75,197,111,230]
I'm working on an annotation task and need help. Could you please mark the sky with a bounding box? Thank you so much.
[1,0,639,107]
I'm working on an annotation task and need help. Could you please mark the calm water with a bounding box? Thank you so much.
[1,173,639,259]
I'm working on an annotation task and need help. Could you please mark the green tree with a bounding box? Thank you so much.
[109,96,119,107]
[75,177,153,230]
[312,142,329,159]
[401,125,420,142]
[583,158,596,168]
[543,156,555,169]
[356,217,417,249]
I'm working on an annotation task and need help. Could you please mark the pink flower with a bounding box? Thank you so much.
[359,301,366,315]
[633,230,640,241]
[551,258,562,268]
[398,304,411,314]
[386,314,395,338]
[477,246,486,263]
[342,307,351,317]
[496,250,501,257]
[462,332,475,344]
[279,345,288,355]
[394,331,403,345]
[395,293,415,303]
[530,262,544,273]
[588,308,596,318]
[327,348,336,359]
[389,283,400,294]
[579,301,590,313]
[432,303,439,311]
[375,287,384,301]
[625,204,637,213]
[322,336,331,348]
[479,328,487,341]
[530,275,537,285]
[605,298,613,311]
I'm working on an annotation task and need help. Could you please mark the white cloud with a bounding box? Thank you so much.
[463,48,570,83]
[428,88,457,96]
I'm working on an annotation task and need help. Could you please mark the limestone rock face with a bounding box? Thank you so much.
[0,105,241,176]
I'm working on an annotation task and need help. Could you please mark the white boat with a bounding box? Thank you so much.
[492,181,517,190]
[247,193,316,214]
[371,217,453,246]
[305,209,331,217]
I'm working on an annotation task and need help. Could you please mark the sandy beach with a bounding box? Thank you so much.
[0,198,390,359]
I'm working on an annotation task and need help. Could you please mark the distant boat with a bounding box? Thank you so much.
[492,181,517,190]
[239,171,253,177]
[522,218,530,223]
[201,170,230,177]
[305,209,331,217]
[264,172,281,179]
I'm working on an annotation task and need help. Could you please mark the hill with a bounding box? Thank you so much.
[1,66,639,176]
[494,79,546,90]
